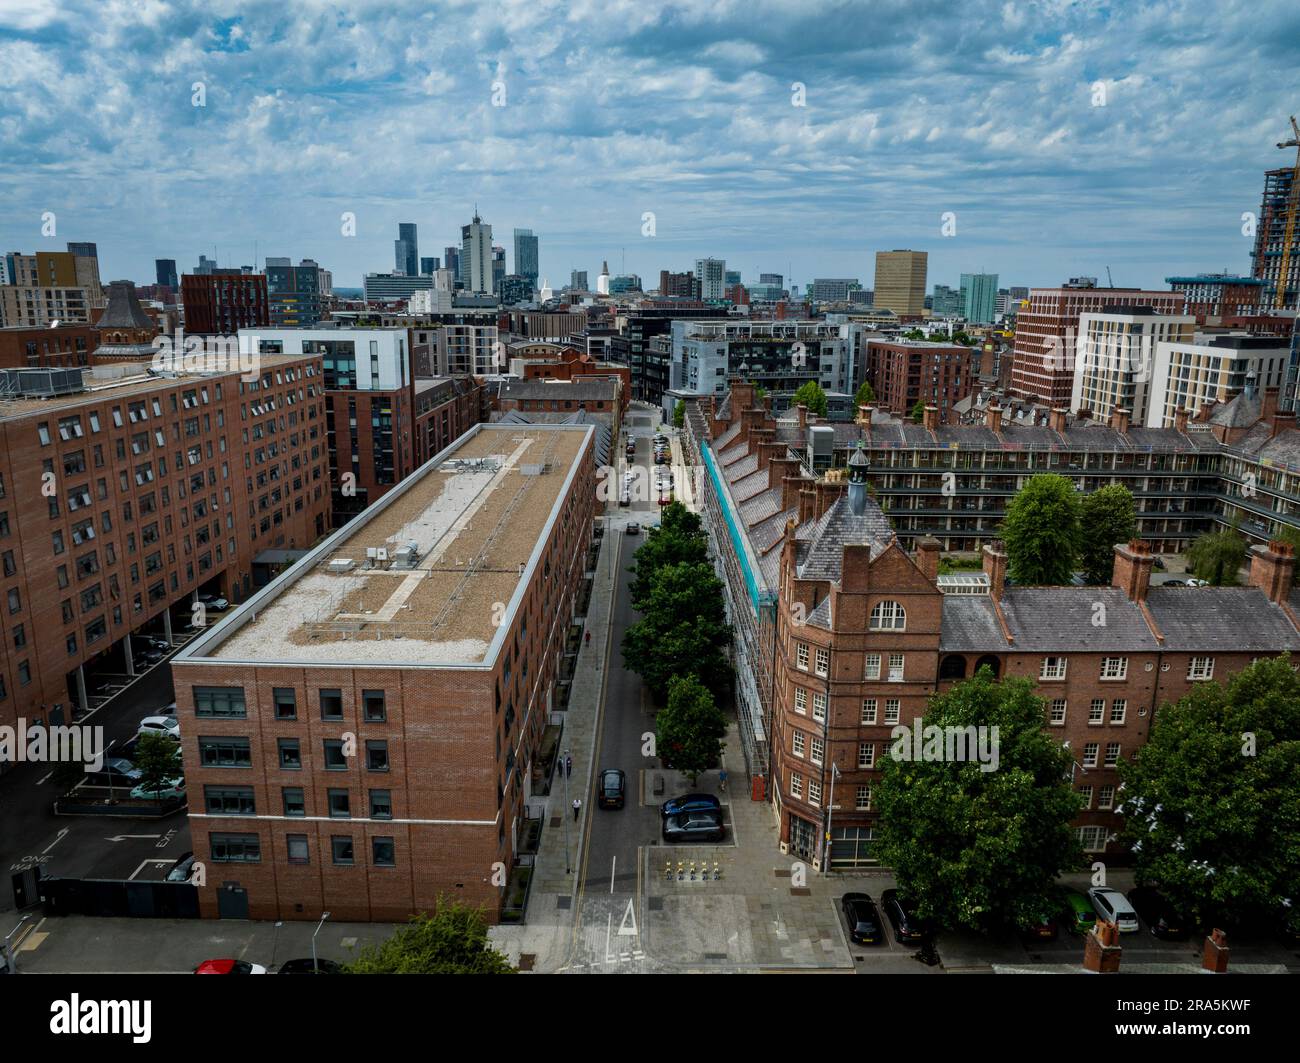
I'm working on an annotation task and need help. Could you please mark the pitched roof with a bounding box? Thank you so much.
[794,493,893,582]
[97,280,154,331]
[1144,586,1300,651]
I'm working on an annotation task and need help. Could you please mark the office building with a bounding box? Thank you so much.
[570,270,589,292]
[695,258,727,301]
[394,223,418,277]
[460,214,494,294]
[420,257,439,276]
[873,251,928,318]
[1166,273,1266,322]
[659,270,700,299]
[171,422,597,920]
[443,247,460,282]
[513,229,539,285]
[155,259,179,290]
[608,274,641,295]
[361,274,433,304]
[265,258,324,327]
[1252,161,1300,311]
[498,275,536,306]
[1071,309,1196,423]
[808,278,860,304]
[931,284,963,318]
[960,272,998,324]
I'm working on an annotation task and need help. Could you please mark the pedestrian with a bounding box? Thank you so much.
[565,754,573,778]
[718,768,728,792]
[572,797,582,820]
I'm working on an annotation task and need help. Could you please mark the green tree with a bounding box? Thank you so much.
[630,502,709,608]
[1000,474,1081,585]
[133,733,181,801]
[910,400,927,423]
[791,380,828,418]
[656,674,728,782]
[346,903,515,974]
[1185,529,1247,586]
[854,380,876,405]
[623,561,731,699]
[673,401,684,429]
[750,381,769,404]
[1119,656,1300,926]
[875,670,1083,933]
[1078,484,1137,584]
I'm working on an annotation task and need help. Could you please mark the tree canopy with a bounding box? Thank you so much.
[791,380,828,418]
[854,379,876,405]
[1185,529,1247,586]
[1000,474,1081,585]
[623,559,731,699]
[345,903,516,974]
[1078,484,1137,584]
[656,674,728,781]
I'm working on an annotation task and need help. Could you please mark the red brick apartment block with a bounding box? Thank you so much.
[865,338,974,423]
[171,423,596,921]
[181,274,269,334]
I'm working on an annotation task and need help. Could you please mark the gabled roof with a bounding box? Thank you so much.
[794,493,893,582]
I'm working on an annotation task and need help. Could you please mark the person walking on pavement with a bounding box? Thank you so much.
[572,797,582,820]
[719,767,728,792]
[565,754,573,778]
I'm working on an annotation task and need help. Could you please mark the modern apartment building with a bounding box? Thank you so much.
[1166,273,1266,322]
[182,273,269,334]
[681,382,1300,867]
[864,339,974,423]
[873,251,927,319]
[265,258,324,327]
[1071,309,1196,423]
[960,272,998,324]
[0,355,330,746]
[436,323,499,376]
[461,214,494,294]
[1252,165,1300,311]
[659,270,700,299]
[1145,334,1292,427]
[1008,284,1183,406]
[171,422,597,921]
[694,258,727,301]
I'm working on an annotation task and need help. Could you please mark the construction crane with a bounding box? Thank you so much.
[1274,115,1300,310]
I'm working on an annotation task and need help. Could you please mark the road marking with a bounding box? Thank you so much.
[127,858,174,881]
[610,856,616,894]
[618,898,638,937]
[42,828,69,855]
[104,834,162,842]
[35,770,53,785]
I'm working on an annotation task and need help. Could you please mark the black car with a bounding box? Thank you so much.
[1127,886,1189,940]
[597,768,626,810]
[87,757,143,785]
[841,893,883,945]
[880,889,928,943]
[662,811,725,843]
[660,793,721,818]
[278,958,343,974]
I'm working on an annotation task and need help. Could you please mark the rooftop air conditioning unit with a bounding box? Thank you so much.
[328,558,355,573]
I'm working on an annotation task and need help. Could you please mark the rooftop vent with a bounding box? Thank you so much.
[0,367,86,398]
[327,558,355,573]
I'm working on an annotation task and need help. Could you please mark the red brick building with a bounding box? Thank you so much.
[182,274,269,334]
[865,338,975,423]
[0,355,330,743]
[171,423,596,921]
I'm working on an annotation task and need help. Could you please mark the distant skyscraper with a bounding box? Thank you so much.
[492,246,506,294]
[960,272,999,323]
[155,258,178,289]
[873,250,928,317]
[1252,159,1300,311]
[460,214,493,294]
[395,222,418,277]
[597,261,611,296]
[808,278,860,303]
[570,269,588,291]
[759,273,783,287]
[695,258,726,300]
[443,246,460,282]
[513,229,539,285]
[420,257,439,275]
[932,284,963,317]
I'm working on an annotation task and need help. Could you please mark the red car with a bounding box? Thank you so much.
[194,958,268,974]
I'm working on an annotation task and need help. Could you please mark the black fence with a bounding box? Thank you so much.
[37,876,200,919]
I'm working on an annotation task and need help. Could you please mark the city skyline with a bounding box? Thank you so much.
[3,1,1299,290]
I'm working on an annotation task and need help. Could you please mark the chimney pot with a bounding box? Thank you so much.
[922,404,939,431]
[983,540,1008,600]
[1202,928,1230,974]
[1248,540,1296,604]
[1174,406,1189,433]
[1112,539,1154,601]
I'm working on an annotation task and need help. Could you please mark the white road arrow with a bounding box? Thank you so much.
[617,898,638,937]
[42,828,69,854]
[104,834,162,842]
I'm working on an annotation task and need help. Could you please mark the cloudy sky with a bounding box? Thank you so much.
[2,0,1298,293]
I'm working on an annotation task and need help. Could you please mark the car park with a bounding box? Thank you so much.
[1089,886,1140,932]
[137,715,181,739]
[197,593,230,611]
[194,959,267,975]
[120,734,182,762]
[88,758,143,785]
[165,852,197,882]
[278,958,343,974]
[1127,886,1189,940]
[660,793,721,818]
[840,893,883,945]
[597,768,626,809]
[662,810,725,842]
[1024,910,1059,941]
[1061,889,1097,934]
[130,776,186,801]
[880,889,928,943]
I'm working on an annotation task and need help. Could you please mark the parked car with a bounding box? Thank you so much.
[662,810,725,842]
[1024,908,1060,941]
[139,635,171,651]
[137,715,181,739]
[134,649,165,668]
[1060,889,1097,934]
[841,893,883,945]
[197,594,230,611]
[880,889,928,943]
[1127,886,1189,940]
[660,793,721,818]
[597,768,626,810]
[1089,886,1140,932]
[1153,556,1166,570]
[626,523,640,535]
[120,735,182,762]
[130,776,186,801]
[88,757,143,785]
[194,959,267,975]
[1163,579,1187,587]
[166,852,197,882]
[619,491,630,507]
[277,958,343,974]
[1185,577,1209,587]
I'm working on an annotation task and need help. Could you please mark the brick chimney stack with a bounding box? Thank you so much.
[795,403,808,430]
[922,405,939,431]
[798,484,817,524]
[986,404,1004,433]
[1202,928,1230,974]
[1109,407,1132,434]
[1248,540,1296,604]
[1083,920,1123,974]
[916,537,941,583]
[983,540,1008,601]
[1049,407,1068,433]
[1112,539,1154,602]
[1173,406,1189,433]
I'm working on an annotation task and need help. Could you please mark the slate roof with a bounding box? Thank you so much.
[995,587,1158,652]
[806,595,833,630]
[1144,586,1300,651]
[939,596,1006,652]
[794,493,893,582]
[97,280,155,330]
[1209,391,1262,428]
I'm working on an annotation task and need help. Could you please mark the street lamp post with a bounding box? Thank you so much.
[105,738,118,806]
[561,747,572,874]
[824,761,840,875]
[312,911,330,974]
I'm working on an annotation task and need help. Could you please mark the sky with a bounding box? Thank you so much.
[2,0,1299,293]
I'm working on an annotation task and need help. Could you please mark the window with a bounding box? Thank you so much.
[810,735,824,765]
[864,653,881,680]
[372,838,396,867]
[199,737,251,767]
[1104,742,1121,767]
[808,778,822,806]
[1040,656,1067,680]
[1098,784,1116,810]
[328,789,351,818]
[855,785,872,810]
[210,833,260,863]
[286,834,309,864]
[365,740,389,772]
[1089,698,1105,724]
[324,739,348,770]
[1077,785,1093,809]
[1082,742,1100,768]
[362,689,386,722]
[370,789,392,819]
[1100,656,1128,680]
[320,688,343,720]
[194,686,246,718]
[793,686,807,715]
[861,699,877,724]
[888,654,904,681]
[858,741,875,768]
[1110,699,1127,725]
[814,647,830,676]
[278,738,301,769]
[1077,825,1108,853]
[884,699,900,724]
[796,642,809,670]
[792,731,806,758]
[282,787,305,816]
[869,600,906,630]
[273,688,296,720]
[790,772,803,799]
[331,836,355,865]
[812,692,827,722]
[1187,656,1214,681]
[204,786,255,815]
[1049,698,1067,725]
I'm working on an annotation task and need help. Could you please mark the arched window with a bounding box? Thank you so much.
[869,600,906,631]
[939,655,967,680]
[974,654,1001,679]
